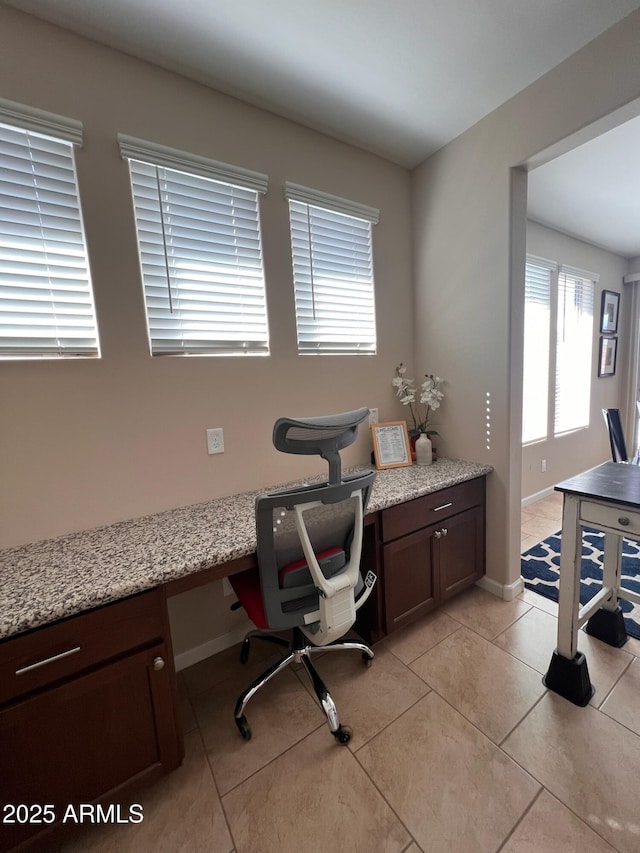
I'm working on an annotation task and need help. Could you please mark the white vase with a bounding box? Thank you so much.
[415,433,432,466]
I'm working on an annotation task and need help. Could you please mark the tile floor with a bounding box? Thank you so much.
[60,492,640,853]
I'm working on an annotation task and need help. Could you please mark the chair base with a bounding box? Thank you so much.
[234,626,374,744]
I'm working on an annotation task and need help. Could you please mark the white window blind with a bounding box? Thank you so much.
[285,182,378,355]
[522,257,555,443]
[0,102,98,358]
[554,266,596,435]
[120,135,269,356]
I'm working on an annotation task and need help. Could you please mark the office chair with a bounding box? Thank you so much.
[602,408,629,462]
[230,408,377,745]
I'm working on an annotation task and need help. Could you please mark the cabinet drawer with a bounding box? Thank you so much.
[382,478,484,542]
[580,500,640,538]
[0,588,165,705]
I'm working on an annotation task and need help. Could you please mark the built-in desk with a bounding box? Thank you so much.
[0,458,490,852]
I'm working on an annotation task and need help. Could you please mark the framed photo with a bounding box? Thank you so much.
[600,290,620,334]
[598,336,617,377]
[371,421,412,469]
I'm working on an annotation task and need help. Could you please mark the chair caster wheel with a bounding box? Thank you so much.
[240,639,250,664]
[362,652,373,667]
[235,715,252,741]
[333,724,352,745]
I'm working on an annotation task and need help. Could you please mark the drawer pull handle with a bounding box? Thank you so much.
[433,502,453,512]
[619,517,631,527]
[153,656,165,671]
[16,645,81,676]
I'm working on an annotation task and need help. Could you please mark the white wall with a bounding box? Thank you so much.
[0,7,414,660]
[412,9,640,591]
[521,221,628,499]
[0,6,413,552]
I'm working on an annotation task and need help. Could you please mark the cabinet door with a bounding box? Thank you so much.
[437,505,484,602]
[383,526,437,632]
[0,642,180,853]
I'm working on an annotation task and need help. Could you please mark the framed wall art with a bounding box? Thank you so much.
[598,335,617,377]
[600,290,620,334]
[371,421,411,469]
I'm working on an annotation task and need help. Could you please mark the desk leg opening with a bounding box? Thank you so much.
[543,650,594,706]
[585,605,628,648]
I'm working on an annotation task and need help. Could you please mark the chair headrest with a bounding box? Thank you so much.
[273,407,370,484]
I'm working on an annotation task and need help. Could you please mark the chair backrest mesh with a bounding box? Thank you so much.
[273,407,369,484]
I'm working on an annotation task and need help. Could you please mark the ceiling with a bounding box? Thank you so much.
[4,0,640,256]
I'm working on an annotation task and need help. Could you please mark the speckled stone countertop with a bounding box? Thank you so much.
[0,458,490,641]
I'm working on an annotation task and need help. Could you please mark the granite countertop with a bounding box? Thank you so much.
[0,458,491,641]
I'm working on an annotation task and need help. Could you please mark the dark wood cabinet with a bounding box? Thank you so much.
[0,588,182,853]
[383,525,437,629]
[381,477,486,633]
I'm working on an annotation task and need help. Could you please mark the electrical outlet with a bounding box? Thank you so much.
[541,459,547,473]
[369,407,379,425]
[206,428,224,455]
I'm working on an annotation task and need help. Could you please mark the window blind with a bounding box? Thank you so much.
[285,183,377,355]
[522,257,555,443]
[0,112,98,358]
[554,266,596,435]
[120,137,269,356]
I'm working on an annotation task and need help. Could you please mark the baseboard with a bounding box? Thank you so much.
[173,623,251,672]
[522,485,555,507]
[476,575,524,602]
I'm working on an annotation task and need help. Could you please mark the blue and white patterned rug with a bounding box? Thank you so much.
[521,526,640,641]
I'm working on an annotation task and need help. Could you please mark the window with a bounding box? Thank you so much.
[522,258,554,443]
[522,256,596,443]
[0,100,99,358]
[119,135,269,356]
[554,266,596,434]
[285,182,378,354]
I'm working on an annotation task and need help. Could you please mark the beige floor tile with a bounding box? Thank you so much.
[520,512,561,541]
[193,663,322,795]
[493,607,633,707]
[381,609,462,664]
[61,732,232,853]
[521,534,542,553]
[440,585,531,640]
[601,656,640,735]
[409,626,546,743]
[295,644,430,749]
[525,498,563,522]
[502,692,640,853]
[517,588,559,617]
[357,692,539,853]
[502,789,616,852]
[181,639,280,698]
[222,726,411,853]
[623,633,640,657]
[179,692,197,734]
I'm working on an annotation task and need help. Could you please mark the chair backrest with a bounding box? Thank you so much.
[256,409,376,644]
[602,408,628,463]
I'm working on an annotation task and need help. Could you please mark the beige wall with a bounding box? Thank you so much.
[0,7,413,557]
[412,10,640,591]
[521,221,628,499]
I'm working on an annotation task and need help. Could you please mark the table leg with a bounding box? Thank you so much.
[543,493,594,705]
[585,531,627,647]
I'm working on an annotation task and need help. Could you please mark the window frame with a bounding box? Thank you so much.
[284,181,378,356]
[119,134,270,358]
[0,98,99,360]
[522,255,597,445]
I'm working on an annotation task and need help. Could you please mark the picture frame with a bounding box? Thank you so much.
[600,290,620,334]
[598,336,617,377]
[371,421,412,469]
